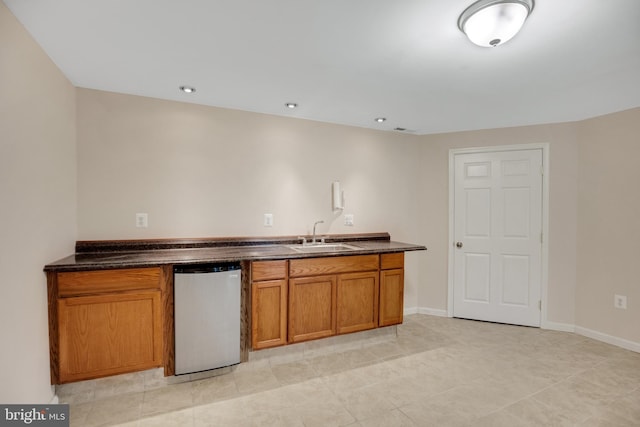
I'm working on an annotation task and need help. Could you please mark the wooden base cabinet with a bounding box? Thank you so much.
[288,255,379,344]
[379,253,405,327]
[251,252,406,350]
[50,267,164,384]
[251,261,288,349]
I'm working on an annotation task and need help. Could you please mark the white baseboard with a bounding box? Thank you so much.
[417,307,448,317]
[404,307,448,317]
[575,326,640,354]
[541,320,575,333]
[404,307,418,316]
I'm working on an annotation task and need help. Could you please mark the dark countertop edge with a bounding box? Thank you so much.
[75,232,392,253]
[45,238,427,272]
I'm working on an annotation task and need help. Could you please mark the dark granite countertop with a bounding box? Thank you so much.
[44,233,427,272]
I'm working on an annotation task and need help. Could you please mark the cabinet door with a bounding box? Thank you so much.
[337,271,379,334]
[288,275,336,343]
[251,279,287,349]
[379,269,404,327]
[57,291,162,383]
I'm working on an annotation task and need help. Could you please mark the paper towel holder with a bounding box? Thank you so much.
[332,181,344,211]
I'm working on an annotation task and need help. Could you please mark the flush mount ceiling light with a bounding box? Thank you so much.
[285,102,298,109]
[374,117,386,123]
[458,0,534,47]
[179,86,196,93]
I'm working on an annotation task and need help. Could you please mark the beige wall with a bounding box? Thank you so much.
[75,88,428,309]
[576,108,640,343]
[419,107,640,339]
[0,3,77,403]
[75,88,640,342]
[419,124,580,325]
[76,89,424,240]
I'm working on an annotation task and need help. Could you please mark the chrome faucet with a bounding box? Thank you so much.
[312,220,324,244]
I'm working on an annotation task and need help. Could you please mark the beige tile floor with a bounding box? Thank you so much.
[61,314,640,426]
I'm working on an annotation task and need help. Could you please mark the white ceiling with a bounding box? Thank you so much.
[5,0,640,135]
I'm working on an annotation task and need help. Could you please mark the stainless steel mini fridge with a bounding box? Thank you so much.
[173,263,241,375]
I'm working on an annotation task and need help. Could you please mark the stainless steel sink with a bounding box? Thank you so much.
[287,243,361,253]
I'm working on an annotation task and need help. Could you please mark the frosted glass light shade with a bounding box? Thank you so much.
[458,0,534,47]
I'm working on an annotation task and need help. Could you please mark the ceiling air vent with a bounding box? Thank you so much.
[394,127,416,133]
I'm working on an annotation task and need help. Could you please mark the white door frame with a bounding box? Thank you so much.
[447,143,550,327]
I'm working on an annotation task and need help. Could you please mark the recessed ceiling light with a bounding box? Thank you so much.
[285,103,298,109]
[374,117,386,123]
[179,86,196,93]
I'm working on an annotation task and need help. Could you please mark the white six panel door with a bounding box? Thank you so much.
[453,149,542,327]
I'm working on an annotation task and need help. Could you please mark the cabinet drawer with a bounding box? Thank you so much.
[58,268,161,297]
[381,252,404,270]
[289,255,379,278]
[252,260,288,281]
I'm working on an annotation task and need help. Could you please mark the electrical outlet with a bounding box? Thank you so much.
[614,294,627,309]
[344,214,354,226]
[263,213,273,227]
[136,213,148,228]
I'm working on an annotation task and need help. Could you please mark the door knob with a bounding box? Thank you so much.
[456,242,463,248]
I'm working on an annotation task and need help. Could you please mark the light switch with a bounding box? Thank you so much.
[264,213,273,227]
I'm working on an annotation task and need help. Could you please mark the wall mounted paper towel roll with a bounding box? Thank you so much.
[332,181,344,211]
